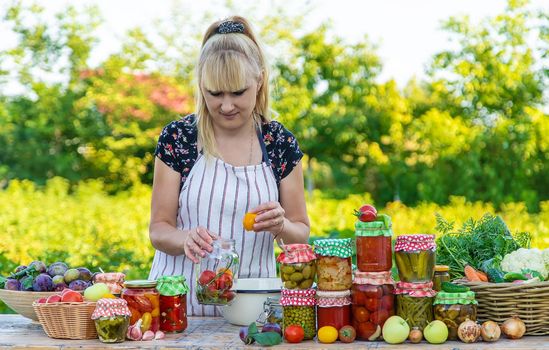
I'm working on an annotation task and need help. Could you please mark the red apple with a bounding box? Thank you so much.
[36,297,48,303]
[61,290,83,302]
[46,295,62,303]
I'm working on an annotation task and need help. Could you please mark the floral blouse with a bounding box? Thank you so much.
[154,114,303,187]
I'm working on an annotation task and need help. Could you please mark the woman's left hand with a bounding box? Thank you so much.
[249,201,285,236]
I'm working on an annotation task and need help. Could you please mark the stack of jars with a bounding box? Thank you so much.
[353,219,395,340]
[394,234,437,331]
[314,239,353,331]
[277,244,317,340]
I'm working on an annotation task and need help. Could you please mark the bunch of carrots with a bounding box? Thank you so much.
[463,265,488,282]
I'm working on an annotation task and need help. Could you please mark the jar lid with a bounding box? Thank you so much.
[276,244,316,264]
[124,279,157,288]
[354,271,395,286]
[156,275,189,296]
[394,281,437,297]
[314,238,353,258]
[94,272,125,283]
[355,220,393,237]
[280,288,316,306]
[434,291,477,305]
[435,265,450,272]
[316,290,351,298]
[91,298,131,319]
[394,234,436,251]
[316,290,351,307]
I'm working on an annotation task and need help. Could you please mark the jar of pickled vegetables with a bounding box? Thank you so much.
[195,239,239,305]
[394,234,436,283]
[316,290,351,330]
[433,265,450,291]
[92,298,131,343]
[121,280,160,332]
[156,275,189,333]
[351,271,395,340]
[257,297,283,327]
[277,244,316,290]
[314,238,353,291]
[355,220,393,272]
[395,281,436,330]
[93,272,125,295]
[280,288,316,340]
[434,291,477,340]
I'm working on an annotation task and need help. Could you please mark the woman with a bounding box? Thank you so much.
[148,16,310,316]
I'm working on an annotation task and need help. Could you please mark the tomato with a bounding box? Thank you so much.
[359,285,383,299]
[338,325,356,343]
[216,273,233,290]
[198,270,216,286]
[352,306,370,323]
[364,297,380,312]
[221,290,236,302]
[369,309,389,325]
[351,290,366,305]
[242,212,257,231]
[381,295,394,310]
[357,321,376,339]
[284,324,304,343]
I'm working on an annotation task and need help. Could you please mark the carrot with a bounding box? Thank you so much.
[464,265,482,282]
[476,270,489,282]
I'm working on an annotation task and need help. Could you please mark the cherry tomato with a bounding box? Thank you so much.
[338,325,356,343]
[242,212,257,231]
[381,295,394,310]
[369,309,389,326]
[364,298,381,312]
[359,285,383,299]
[352,306,370,323]
[216,273,233,290]
[357,321,376,339]
[198,270,216,286]
[284,324,304,343]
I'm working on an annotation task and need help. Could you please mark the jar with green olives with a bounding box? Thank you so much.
[91,298,132,343]
[434,291,477,340]
[280,288,316,340]
[394,281,436,331]
[277,244,316,290]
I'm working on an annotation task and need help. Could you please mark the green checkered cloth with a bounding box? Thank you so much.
[314,238,353,258]
[434,291,477,305]
[354,215,393,237]
[156,275,189,296]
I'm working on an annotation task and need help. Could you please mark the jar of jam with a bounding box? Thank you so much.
[257,297,283,328]
[156,275,189,333]
[314,238,353,291]
[351,271,395,340]
[121,280,160,332]
[280,288,316,340]
[93,272,125,295]
[433,265,450,291]
[355,219,392,272]
[316,290,351,330]
[434,290,477,340]
[195,238,239,305]
[395,281,436,331]
[277,244,316,290]
[394,234,436,283]
[91,298,131,343]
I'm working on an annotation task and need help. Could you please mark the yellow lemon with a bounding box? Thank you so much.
[318,326,338,344]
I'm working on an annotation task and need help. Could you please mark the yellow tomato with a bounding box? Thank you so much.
[242,212,257,231]
[318,326,338,344]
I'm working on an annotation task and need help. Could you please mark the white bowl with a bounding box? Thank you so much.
[220,277,281,326]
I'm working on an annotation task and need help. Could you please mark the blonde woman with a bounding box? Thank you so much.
[148,16,310,316]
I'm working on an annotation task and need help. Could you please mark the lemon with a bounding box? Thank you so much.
[317,326,338,344]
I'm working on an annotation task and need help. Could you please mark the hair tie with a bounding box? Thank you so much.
[216,20,245,34]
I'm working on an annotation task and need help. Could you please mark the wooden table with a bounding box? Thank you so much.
[0,314,548,349]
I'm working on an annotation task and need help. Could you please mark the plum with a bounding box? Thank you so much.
[239,326,255,345]
[5,278,20,291]
[64,268,80,283]
[76,267,92,282]
[68,280,89,291]
[262,323,282,336]
[30,261,47,274]
[47,262,68,277]
[33,273,53,291]
[19,275,34,291]
[52,275,68,291]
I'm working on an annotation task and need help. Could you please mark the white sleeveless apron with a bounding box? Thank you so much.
[149,133,278,316]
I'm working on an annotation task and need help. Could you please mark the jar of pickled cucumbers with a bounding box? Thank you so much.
[277,244,316,290]
[433,265,450,291]
[351,271,395,340]
[395,281,436,331]
[121,280,160,332]
[92,298,131,343]
[434,291,477,340]
[280,288,316,340]
[316,290,351,330]
[314,238,353,291]
[156,275,189,333]
[394,234,436,283]
[355,218,393,272]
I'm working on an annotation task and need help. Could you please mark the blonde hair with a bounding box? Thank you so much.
[196,16,270,157]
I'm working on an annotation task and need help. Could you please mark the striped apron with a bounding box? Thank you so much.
[149,131,278,316]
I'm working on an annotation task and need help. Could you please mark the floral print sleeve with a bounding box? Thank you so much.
[262,120,303,184]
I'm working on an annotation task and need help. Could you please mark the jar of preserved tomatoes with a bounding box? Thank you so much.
[121,280,160,332]
[277,244,316,290]
[394,234,436,283]
[92,298,131,343]
[314,238,353,291]
[93,272,125,295]
[195,238,239,305]
[395,281,436,331]
[355,220,393,272]
[351,271,395,341]
[434,291,477,340]
[316,290,351,330]
[280,288,316,340]
[156,275,189,333]
[433,265,450,291]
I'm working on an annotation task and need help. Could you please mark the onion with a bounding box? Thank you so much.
[457,319,480,343]
[480,321,501,342]
[501,316,526,339]
[408,327,423,343]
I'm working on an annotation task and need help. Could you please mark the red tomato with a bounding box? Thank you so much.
[284,324,305,343]
[357,321,376,339]
[369,309,389,325]
[358,285,383,299]
[364,298,381,312]
[338,325,356,343]
[221,290,236,302]
[198,270,216,286]
[381,295,394,310]
[351,290,366,305]
[216,273,233,290]
[352,306,370,323]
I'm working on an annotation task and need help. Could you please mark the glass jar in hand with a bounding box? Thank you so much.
[355,220,393,272]
[277,244,316,290]
[195,238,239,306]
[157,275,189,333]
[394,234,436,283]
[92,298,131,343]
[122,280,160,332]
[314,238,353,291]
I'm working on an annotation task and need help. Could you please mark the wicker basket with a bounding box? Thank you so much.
[456,279,549,335]
[32,301,98,339]
[0,289,57,321]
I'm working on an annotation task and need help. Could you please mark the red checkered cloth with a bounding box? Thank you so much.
[280,288,316,306]
[276,243,316,263]
[91,298,131,319]
[394,234,436,252]
[394,281,437,297]
[316,290,351,307]
[354,271,395,286]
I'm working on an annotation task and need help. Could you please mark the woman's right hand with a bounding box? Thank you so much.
[183,226,218,263]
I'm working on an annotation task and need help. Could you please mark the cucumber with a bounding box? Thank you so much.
[441,281,470,293]
[503,272,528,282]
[486,268,505,283]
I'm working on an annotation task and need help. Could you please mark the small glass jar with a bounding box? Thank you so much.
[121,280,160,332]
[93,272,126,295]
[394,234,436,283]
[316,290,351,330]
[434,291,477,340]
[351,271,395,340]
[156,275,189,333]
[277,244,316,290]
[314,238,353,291]
[433,265,450,291]
[195,239,239,305]
[355,220,393,272]
[395,281,436,331]
[257,297,283,328]
[280,288,316,340]
[92,298,131,343]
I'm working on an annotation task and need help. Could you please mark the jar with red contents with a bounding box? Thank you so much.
[314,238,353,291]
[351,271,395,341]
[316,290,351,330]
[355,219,393,272]
[394,234,436,283]
[121,280,160,332]
[156,275,189,333]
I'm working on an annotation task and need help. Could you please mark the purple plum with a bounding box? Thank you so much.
[32,273,53,291]
[239,326,255,345]
[261,323,282,336]
[76,267,92,282]
[19,275,34,291]
[68,280,89,291]
[30,261,47,274]
[47,262,68,277]
[52,275,68,291]
[5,278,20,291]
